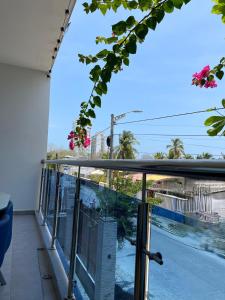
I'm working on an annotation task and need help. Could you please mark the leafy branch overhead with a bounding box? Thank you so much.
[71,0,192,147]
[202,1,225,136]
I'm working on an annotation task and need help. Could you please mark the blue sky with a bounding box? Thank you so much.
[49,0,225,157]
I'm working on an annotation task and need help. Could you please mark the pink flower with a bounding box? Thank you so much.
[192,65,210,81]
[83,137,91,148]
[67,132,75,140]
[204,80,217,88]
[69,140,75,150]
[192,65,217,89]
[200,65,210,77]
[193,72,203,81]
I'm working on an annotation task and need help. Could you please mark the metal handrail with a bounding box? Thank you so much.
[42,159,225,179]
[40,159,225,299]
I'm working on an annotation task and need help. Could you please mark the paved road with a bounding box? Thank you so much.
[117,225,225,300]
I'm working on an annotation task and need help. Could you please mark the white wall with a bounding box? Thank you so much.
[0,63,50,211]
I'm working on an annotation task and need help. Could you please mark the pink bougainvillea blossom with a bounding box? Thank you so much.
[192,65,217,89]
[204,80,217,88]
[83,137,91,148]
[67,130,91,149]
[67,131,75,140]
[69,139,75,150]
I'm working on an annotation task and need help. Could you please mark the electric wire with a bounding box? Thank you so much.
[115,107,225,125]
[114,133,224,137]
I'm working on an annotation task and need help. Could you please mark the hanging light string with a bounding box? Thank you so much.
[47,0,76,78]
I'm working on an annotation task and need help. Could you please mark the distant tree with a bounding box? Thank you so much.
[221,153,225,159]
[98,171,142,248]
[47,147,88,160]
[89,173,107,183]
[153,152,166,159]
[167,138,185,159]
[101,151,110,159]
[115,131,138,159]
[196,152,213,159]
[184,153,194,159]
[112,171,142,197]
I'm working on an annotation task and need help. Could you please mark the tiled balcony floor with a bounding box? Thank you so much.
[0,214,59,300]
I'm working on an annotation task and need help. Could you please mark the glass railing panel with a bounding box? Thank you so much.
[46,170,57,233]
[40,168,48,215]
[56,173,76,262]
[149,175,225,300]
[76,172,142,300]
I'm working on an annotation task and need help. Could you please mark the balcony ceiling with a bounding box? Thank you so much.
[0,0,74,72]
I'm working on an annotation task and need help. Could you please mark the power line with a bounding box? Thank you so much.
[138,152,224,157]
[115,107,225,125]
[114,133,224,137]
[91,126,110,140]
[134,137,225,150]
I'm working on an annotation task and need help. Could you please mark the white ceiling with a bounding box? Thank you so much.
[0,0,74,72]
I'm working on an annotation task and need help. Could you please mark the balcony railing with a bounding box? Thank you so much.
[37,159,225,300]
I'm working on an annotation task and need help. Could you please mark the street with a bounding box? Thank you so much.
[117,225,225,300]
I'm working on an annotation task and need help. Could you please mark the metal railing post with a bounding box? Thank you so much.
[43,169,51,225]
[50,167,61,249]
[66,167,81,300]
[134,173,151,300]
[38,168,44,213]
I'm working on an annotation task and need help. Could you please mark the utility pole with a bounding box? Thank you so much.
[106,110,143,188]
[108,114,114,187]
[109,114,114,160]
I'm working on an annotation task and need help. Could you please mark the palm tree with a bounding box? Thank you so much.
[153,152,166,159]
[115,131,138,159]
[167,138,184,159]
[196,152,213,159]
[184,153,194,159]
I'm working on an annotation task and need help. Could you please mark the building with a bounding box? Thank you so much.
[91,133,106,159]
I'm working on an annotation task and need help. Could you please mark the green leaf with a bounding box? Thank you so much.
[89,2,98,12]
[89,101,95,109]
[106,37,118,44]
[204,115,225,126]
[212,5,222,15]
[172,0,183,9]
[123,57,129,66]
[220,57,225,64]
[106,53,118,68]
[222,99,225,108]
[135,23,148,40]
[99,4,108,15]
[163,1,174,13]
[183,0,191,3]
[96,49,109,59]
[207,124,224,136]
[81,101,88,109]
[90,65,101,81]
[126,16,136,28]
[125,35,137,54]
[113,44,120,53]
[216,70,224,80]
[95,86,103,96]
[127,1,138,9]
[80,117,91,126]
[146,17,157,30]
[153,9,165,23]
[97,81,108,94]
[100,68,112,82]
[112,21,127,36]
[93,96,101,107]
[87,109,96,118]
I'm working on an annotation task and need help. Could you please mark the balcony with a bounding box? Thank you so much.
[2,159,225,300]
[0,2,225,299]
